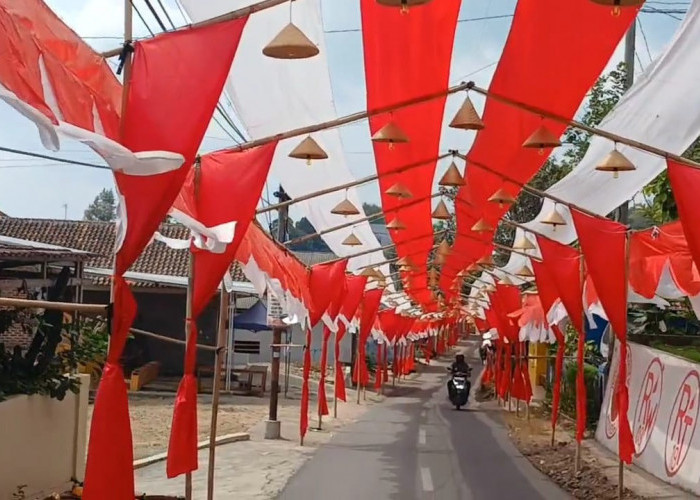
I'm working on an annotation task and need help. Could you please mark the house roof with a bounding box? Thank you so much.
[0,235,93,263]
[0,217,333,288]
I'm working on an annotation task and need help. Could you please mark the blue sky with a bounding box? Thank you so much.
[0,0,685,221]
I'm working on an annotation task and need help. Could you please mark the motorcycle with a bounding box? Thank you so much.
[447,367,472,410]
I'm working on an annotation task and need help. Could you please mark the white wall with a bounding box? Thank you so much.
[597,342,700,494]
[0,374,89,499]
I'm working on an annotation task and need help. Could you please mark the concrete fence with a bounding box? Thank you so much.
[0,374,89,499]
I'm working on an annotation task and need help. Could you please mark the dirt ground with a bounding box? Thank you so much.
[87,393,274,460]
[503,403,647,500]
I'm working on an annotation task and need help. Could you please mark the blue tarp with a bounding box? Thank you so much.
[233,300,270,332]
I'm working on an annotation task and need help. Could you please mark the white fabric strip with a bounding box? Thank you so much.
[178,0,389,279]
[503,0,700,274]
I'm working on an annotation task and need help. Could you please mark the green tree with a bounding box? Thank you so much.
[83,188,116,222]
[362,202,385,224]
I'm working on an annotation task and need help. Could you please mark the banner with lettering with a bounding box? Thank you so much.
[596,341,700,493]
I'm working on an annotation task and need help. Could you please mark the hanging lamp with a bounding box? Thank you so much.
[595,147,635,178]
[523,125,561,155]
[428,267,439,287]
[449,95,484,131]
[476,255,494,269]
[342,232,362,246]
[541,206,567,231]
[488,187,517,208]
[361,267,378,277]
[263,23,319,59]
[385,183,413,199]
[589,0,644,16]
[498,275,514,286]
[376,0,432,13]
[386,217,407,231]
[471,218,493,233]
[431,200,451,220]
[372,121,409,149]
[288,136,328,165]
[512,235,536,251]
[516,265,534,278]
[434,251,446,266]
[331,197,361,216]
[439,162,465,187]
[438,239,451,256]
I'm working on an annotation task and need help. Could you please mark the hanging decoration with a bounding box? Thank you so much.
[342,232,363,246]
[431,200,451,220]
[488,187,517,208]
[522,124,562,155]
[541,206,567,231]
[288,135,328,166]
[263,23,319,59]
[449,95,485,130]
[385,183,413,198]
[594,146,636,178]
[439,162,466,186]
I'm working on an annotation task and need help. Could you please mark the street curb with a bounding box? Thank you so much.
[133,432,250,469]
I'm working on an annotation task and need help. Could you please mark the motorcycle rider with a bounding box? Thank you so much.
[447,354,471,398]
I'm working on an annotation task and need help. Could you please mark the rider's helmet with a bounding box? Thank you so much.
[455,354,465,364]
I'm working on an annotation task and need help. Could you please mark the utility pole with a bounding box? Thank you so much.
[617,21,636,225]
[266,185,291,439]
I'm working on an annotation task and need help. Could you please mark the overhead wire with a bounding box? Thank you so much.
[637,18,655,65]
[0,146,109,170]
[130,0,155,36]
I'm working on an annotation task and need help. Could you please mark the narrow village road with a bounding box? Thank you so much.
[278,340,570,500]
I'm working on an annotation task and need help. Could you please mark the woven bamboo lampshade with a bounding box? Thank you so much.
[288,136,327,165]
[488,187,517,208]
[476,255,494,269]
[262,23,319,59]
[431,200,451,220]
[449,96,484,131]
[372,121,409,148]
[396,256,412,267]
[541,207,567,231]
[386,217,407,231]
[516,265,534,278]
[523,125,561,154]
[331,198,360,216]
[513,235,536,251]
[376,0,432,12]
[595,148,635,178]
[590,0,644,16]
[439,162,465,187]
[471,218,493,233]
[483,283,496,293]
[438,239,451,255]
[385,183,413,199]
[342,232,362,246]
[498,275,514,286]
[361,267,378,277]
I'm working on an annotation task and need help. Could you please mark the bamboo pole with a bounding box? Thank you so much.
[222,82,472,154]
[184,253,194,500]
[0,297,107,315]
[102,0,292,58]
[259,154,450,216]
[285,192,442,247]
[206,287,228,500]
[467,83,700,172]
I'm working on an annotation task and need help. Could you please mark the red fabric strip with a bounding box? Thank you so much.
[551,325,565,434]
[317,326,332,417]
[300,327,312,443]
[334,322,348,402]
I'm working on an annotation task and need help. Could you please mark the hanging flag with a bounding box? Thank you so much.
[354,288,384,387]
[335,275,368,402]
[166,143,277,478]
[536,235,587,443]
[571,210,633,462]
[84,18,248,498]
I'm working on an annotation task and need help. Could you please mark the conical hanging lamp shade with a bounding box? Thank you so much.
[385,183,413,199]
[439,162,465,187]
[372,121,409,147]
[361,267,377,277]
[342,232,362,246]
[595,148,635,178]
[431,200,451,220]
[262,23,319,59]
[516,265,534,278]
[386,217,407,231]
[523,125,561,154]
[397,256,412,267]
[513,236,536,251]
[449,96,484,130]
[471,218,493,233]
[438,239,451,256]
[331,198,361,216]
[488,187,517,208]
[498,275,514,286]
[589,0,644,16]
[541,207,567,231]
[289,135,328,165]
[476,255,494,269]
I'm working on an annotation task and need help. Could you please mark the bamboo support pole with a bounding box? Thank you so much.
[467,83,700,172]
[0,297,107,315]
[206,288,228,500]
[285,192,443,246]
[184,253,194,500]
[102,0,292,58]
[259,154,450,216]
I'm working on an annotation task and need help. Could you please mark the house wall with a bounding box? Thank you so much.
[0,374,89,499]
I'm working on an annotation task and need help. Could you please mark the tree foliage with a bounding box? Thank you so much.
[83,188,117,222]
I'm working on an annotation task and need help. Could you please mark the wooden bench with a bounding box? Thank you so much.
[129,361,161,391]
[197,365,267,396]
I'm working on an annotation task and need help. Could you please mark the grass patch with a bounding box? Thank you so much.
[651,342,700,364]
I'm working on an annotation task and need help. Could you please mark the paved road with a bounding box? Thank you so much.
[279,340,570,500]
